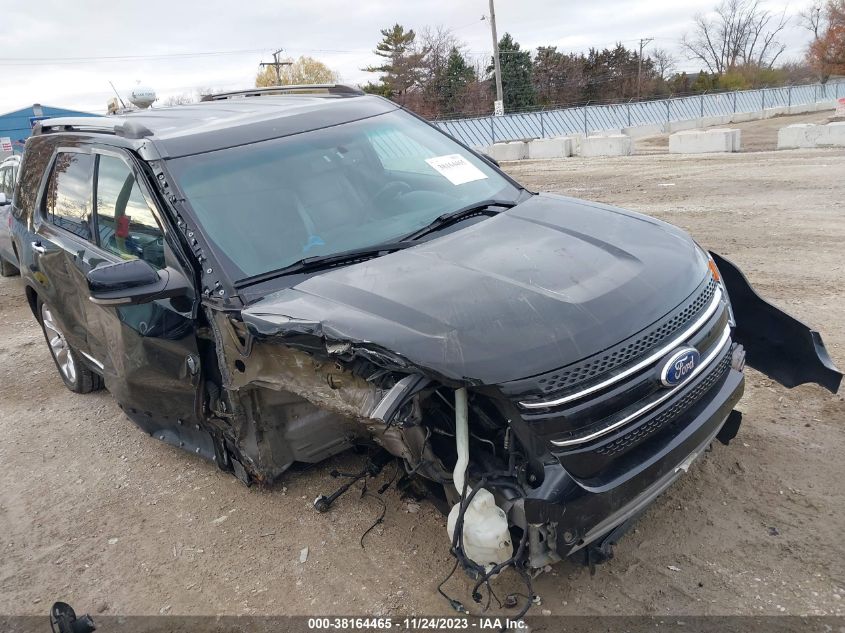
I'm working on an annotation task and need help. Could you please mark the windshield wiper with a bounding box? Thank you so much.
[234,200,519,289]
[234,241,416,289]
[401,199,518,241]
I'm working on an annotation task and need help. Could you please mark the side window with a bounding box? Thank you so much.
[44,152,95,240]
[95,155,165,269]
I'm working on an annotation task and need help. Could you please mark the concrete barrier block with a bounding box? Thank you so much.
[622,123,664,139]
[705,115,733,126]
[565,133,585,153]
[669,128,740,154]
[777,123,822,149]
[578,134,633,157]
[817,121,845,146]
[668,119,699,133]
[731,112,757,123]
[787,104,814,116]
[730,129,742,152]
[527,137,573,159]
[488,141,527,162]
[698,115,729,128]
[763,106,788,118]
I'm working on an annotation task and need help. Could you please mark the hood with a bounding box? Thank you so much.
[242,193,710,385]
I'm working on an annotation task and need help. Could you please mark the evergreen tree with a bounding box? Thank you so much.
[533,46,586,105]
[439,47,475,115]
[363,24,426,99]
[488,33,536,111]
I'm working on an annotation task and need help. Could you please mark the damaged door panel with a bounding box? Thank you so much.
[711,252,842,393]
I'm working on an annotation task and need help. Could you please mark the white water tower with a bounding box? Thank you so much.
[129,85,157,109]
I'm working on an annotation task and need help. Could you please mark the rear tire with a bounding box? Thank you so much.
[0,255,18,277]
[37,299,103,393]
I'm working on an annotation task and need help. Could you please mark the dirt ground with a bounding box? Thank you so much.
[1,114,843,619]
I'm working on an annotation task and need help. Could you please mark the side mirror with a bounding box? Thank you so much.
[86,259,191,306]
[0,193,9,206]
[481,153,500,168]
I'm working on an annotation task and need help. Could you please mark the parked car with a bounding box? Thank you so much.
[8,85,841,597]
[0,154,21,276]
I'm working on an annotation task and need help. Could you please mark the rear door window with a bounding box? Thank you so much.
[43,152,95,240]
[94,155,165,269]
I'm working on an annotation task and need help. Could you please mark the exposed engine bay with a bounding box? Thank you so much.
[203,308,559,608]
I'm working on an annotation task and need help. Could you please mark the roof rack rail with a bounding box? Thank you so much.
[32,117,153,140]
[201,84,365,101]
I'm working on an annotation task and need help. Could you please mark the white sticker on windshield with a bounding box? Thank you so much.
[425,154,488,186]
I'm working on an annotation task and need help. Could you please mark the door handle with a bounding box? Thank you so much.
[31,241,47,254]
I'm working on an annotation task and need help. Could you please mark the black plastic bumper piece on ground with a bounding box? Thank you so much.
[712,251,842,394]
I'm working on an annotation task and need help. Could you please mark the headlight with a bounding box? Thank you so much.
[704,251,735,327]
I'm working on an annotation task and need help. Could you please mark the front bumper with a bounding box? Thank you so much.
[523,366,744,558]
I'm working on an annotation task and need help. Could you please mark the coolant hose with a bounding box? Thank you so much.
[453,387,469,495]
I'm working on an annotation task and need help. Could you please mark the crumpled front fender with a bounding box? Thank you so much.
[711,252,841,394]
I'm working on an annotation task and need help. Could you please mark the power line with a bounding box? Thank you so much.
[452,16,487,32]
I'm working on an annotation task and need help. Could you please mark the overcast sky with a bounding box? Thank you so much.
[0,0,810,115]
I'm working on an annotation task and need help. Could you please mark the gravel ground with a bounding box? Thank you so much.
[1,114,843,619]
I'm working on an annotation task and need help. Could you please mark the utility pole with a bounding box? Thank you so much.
[488,0,504,115]
[637,38,653,99]
[260,48,292,85]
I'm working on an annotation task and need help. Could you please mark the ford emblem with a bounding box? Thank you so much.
[659,347,701,387]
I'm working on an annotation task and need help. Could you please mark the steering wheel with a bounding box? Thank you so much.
[372,181,411,209]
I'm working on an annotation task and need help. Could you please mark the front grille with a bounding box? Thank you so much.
[593,351,732,457]
[509,274,734,476]
[531,278,717,395]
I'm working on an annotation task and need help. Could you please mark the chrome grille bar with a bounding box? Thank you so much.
[519,286,723,410]
[549,324,732,447]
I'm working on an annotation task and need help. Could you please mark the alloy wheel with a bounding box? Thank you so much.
[41,305,77,384]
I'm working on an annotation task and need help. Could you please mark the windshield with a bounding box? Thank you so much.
[167,109,520,281]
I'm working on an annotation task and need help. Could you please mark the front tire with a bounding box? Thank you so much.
[38,300,103,393]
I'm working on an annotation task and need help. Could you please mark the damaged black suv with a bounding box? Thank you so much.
[9,85,841,582]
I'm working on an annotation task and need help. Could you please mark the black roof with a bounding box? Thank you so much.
[33,93,399,159]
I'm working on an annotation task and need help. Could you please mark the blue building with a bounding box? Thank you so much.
[0,104,97,155]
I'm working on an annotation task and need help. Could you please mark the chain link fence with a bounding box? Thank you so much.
[432,82,845,148]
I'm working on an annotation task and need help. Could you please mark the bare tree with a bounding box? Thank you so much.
[682,0,789,73]
[800,0,825,38]
[195,87,216,100]
[415,26,472,117]
[255,56,340,88]
[163,93,195,106]
[651,48,678,79]
[418,25,463,71]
